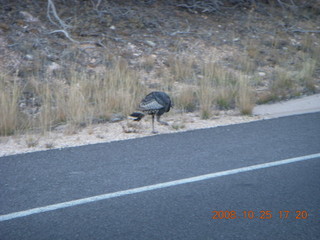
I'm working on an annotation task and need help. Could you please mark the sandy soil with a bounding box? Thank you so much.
[1,94,319,157]
[0,111,260,157]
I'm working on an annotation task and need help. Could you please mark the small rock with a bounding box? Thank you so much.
[258,72,266,77]
[145,40,156,47]
[20,11,39,22]
[25,54,33,60]
[47,62,61,73]
[128,43,136,50]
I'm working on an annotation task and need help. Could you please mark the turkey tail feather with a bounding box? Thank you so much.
[130,112,145,121]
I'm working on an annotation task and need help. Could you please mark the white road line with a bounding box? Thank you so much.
[1,153,320,222]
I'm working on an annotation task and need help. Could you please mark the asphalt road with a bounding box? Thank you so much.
[1,112,320,240]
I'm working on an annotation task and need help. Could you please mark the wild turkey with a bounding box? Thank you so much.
[130,91,173,133]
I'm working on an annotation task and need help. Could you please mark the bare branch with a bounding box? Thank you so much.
[47,0,72,29]
[175,0,224,13]
[49,30,107,48]
[46,1,107,48]
[91,0,102,11]
[49,30,80,43]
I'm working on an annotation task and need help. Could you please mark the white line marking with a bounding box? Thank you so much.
[1,153,320,222]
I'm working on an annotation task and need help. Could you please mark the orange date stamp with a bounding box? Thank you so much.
[211,210,309,220]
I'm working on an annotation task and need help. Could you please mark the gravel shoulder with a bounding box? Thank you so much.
[1,94,319,157]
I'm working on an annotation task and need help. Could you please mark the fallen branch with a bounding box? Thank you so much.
[49,30,80,43]
[47,0,72,29]
[49,30,107,48]
[90,0,102,11]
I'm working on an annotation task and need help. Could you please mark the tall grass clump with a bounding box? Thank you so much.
[168,54,255,117]
[200,60,238,111]
[174,86,198,112]
[236,75,254,115]
[52,57,145,128]
[0,75,21,135]
[168,54,197,82]
[295,35,319,93]
[298,58,317,92]
[197,76,214,119]
[196,58,255,116]
[271,66,296,100]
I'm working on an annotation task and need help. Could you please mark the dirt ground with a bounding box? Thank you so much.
[0,109,259,157]
[0,1,319,156]
[1,1,319,101]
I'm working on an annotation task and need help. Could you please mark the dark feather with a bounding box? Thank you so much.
[130,91,173,133]
[130,112,145,121]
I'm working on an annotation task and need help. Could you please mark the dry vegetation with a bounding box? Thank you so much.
[0,57,145,136]
[0,0,319,138]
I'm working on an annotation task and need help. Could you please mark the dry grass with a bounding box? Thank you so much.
[168,54,197,82]
[45,142,55,149]
[0,57,145,136]
[236,76,254,115]
[198,60,241,116]
[298,58,317,92]
[167,54,257,119]
[197,76,214,119]
[0,0,319,144]
[297,34,320,93]
[139,55,156,72]
[271,66,296,98]
[215,86,237,110]
[2,40,317,137]
[0,74,20,136]
[1,6,319,137]
[166,52,254,119]
[25,135,39,148]
[174,86,197,112]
